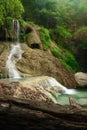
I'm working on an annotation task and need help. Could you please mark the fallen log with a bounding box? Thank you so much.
[0,95,87,130]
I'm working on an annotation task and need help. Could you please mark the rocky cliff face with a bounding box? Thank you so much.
[15,43,77,88]
[0,42,77,88]
[0,22,77,88]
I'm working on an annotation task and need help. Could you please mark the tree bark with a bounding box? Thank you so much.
[0,95,87,130]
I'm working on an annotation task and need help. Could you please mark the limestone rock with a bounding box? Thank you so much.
[0,42,77,88]
[25,23,43,49]
[0,76,76,104]
[0,76,59,103]
[17,44,77,88]
[75,72,87,87]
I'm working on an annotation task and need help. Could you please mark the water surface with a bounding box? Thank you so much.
[58,89,87,107]
[0,78,87,107]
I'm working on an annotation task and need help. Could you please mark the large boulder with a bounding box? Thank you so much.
[75,72,87,87]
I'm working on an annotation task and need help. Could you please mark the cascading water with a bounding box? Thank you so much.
[47,77,76,94]
[6,44,23,78]
[12,19,20,42]
[6,19,23,78]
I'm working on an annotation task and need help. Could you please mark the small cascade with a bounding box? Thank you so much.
[6,44,23,78]
[6,19,23,78]
[12,19,20,42]
[47,77,76,95]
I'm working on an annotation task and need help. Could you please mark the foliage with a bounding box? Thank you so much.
[18,19,26,42]
[74,26,87,42]
[40,26,51,50]
[21,0,87,27]
[78,42,87,50]
[51,47,80,72]
[50,25,72,47]
[19,19,26,28]
[21,0,58,28]
[0,0,24,28]
[5,17,13,30]
[51,47,62,59]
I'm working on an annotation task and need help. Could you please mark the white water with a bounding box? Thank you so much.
[12,19,20,42]
[6,44,23,78]
[6,19,23,78]
[48,77,76,95]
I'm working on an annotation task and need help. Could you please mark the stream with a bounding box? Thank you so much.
[0,77,87,107]
[57,88,87,107]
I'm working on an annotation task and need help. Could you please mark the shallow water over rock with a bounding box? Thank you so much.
[58,89,87,107]
[0,76,87,107]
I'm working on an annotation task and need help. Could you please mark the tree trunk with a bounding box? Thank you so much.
[0,95,87,130]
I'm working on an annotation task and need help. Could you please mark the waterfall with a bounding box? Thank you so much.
[6,44,23,78]
[6,19,23,78]
[48,77,76,94]
[12,19,20,42]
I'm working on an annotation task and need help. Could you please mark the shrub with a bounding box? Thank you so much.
[74,26,87,43]
[50,25,72,47]
[51,47,80,72]
[40,26,51,50]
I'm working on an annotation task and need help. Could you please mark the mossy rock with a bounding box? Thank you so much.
[25,23,43,49]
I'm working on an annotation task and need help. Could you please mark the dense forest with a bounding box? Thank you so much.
[0,0,87,72]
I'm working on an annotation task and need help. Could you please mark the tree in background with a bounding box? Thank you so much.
[22,0,58,28]
[21,0,87,31]
[0,0,24,35]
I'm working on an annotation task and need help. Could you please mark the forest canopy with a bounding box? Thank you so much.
[21,0,87,28]
[0,0,24,26]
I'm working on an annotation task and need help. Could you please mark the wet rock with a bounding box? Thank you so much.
[0,77,57,103]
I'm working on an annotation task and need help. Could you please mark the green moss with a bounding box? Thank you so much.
[51,47,62,59]
[40,26,51,50]
[19,19,26,28]
[6,17,13,30]
[19,19,27,42]
[50,91,59,101]
[56,26,72,38]
[51,47,80,72]
[63,50,80,71]
[50,25,72,47]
